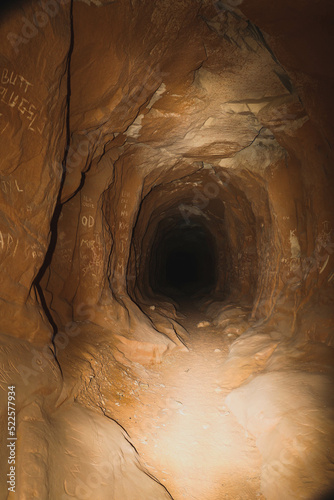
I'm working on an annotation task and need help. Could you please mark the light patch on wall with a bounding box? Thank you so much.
[147,83,167,109]
[218,132,285,172]
[125,114,144,139]
[289,229,301,260]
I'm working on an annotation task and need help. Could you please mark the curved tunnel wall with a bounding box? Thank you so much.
[0,0,329,345]
[127,167,260,312]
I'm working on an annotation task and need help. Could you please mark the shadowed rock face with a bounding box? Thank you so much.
[0,1,334,499]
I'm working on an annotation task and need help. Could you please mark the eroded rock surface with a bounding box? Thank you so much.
[1,0,334,498]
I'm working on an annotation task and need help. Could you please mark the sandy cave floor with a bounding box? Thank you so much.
[73,304,266,500]
[2,299,333,499]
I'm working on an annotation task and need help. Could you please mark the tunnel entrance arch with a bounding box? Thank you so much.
[126,168,260,314]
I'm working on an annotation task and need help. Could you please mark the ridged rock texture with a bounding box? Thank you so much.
[0,0,333,499]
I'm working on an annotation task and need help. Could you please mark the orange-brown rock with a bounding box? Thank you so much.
[1,0,333,498]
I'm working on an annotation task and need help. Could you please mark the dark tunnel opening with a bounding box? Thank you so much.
[127,172,259,314]
[150,220,218,302]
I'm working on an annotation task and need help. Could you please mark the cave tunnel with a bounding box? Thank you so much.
[0,1,334,499]
[128,168,258,317]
